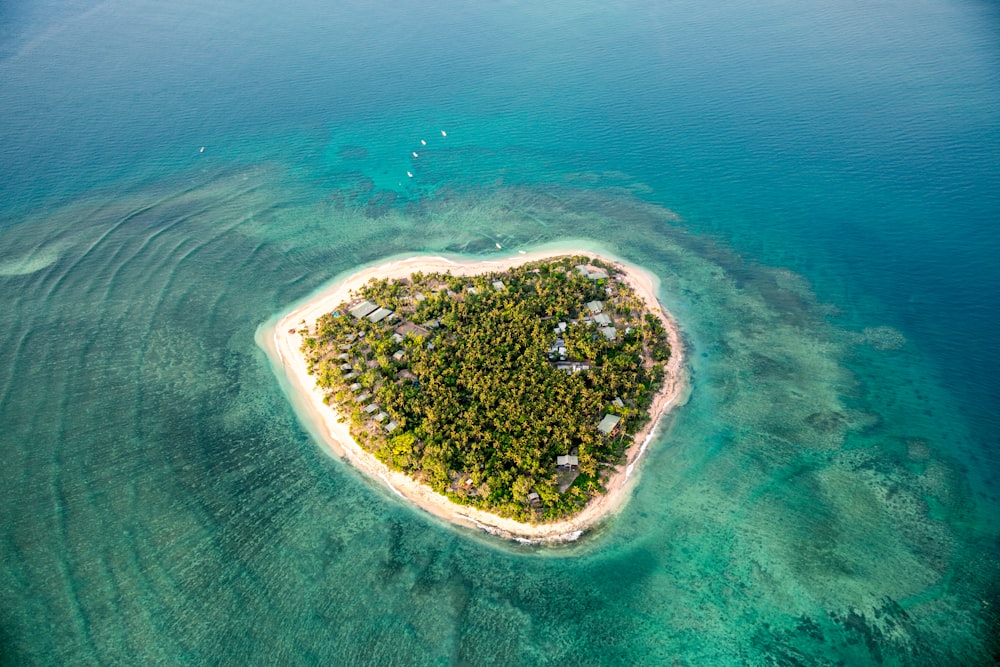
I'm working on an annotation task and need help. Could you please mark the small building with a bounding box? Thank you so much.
[395,322,431,338]
[594,313,613,327]
[556,455,579,469]
[337,352,350,360]
[384,421,399,433]
[588,269,609,280]
[354,393,370,403]
[349,300,379,319]
[413,292,426,302]
[586,300,603,313]
[492,280,506,291]
[392,350,406,361]
[391,333,405,344]
[363,403,379,414]
[349,382,362,392]
[597,414,622,436]
[343,372,358,380]
[466,286,478,295]
[527,491,541,505]
[340,363,354,372]
[367,307,393,323]
[374,412,389,422]
[599,325,618,341]
[555,361,590,373]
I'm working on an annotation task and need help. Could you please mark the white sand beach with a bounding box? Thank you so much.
[264,249,688,542]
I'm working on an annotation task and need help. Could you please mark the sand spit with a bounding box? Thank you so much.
[263,249,688,542]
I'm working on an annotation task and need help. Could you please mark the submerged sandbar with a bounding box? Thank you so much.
[266,250,686,542]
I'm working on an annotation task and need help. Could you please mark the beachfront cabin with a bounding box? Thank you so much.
[367,307,393,323]
[466,286,478,295]
[527,491,541,506]
[392,350,406,361]
[349,382,362,392]
[594,313,613,327]
[384,421,399,433]
[349,300,379,319]
[374,412,388,422]
[492,280,506,291]
[574,265,610,280]
[344,372,359,380]
[337,352,350,360]
[597,414,622,437]
[354,393,370,404]
[363,403,379,414]
[556,455,579,469]
[599,325,618,341]
[586,300,603,313]
[413,292,426,302]
[340,363,354,372]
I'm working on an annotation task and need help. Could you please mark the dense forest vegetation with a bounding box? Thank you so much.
[301,256,671,521]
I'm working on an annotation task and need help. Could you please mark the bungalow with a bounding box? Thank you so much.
[392,350,406,361]
[354,392,370,403]
[349,382,362,392]
[556,455,579,469]
[599,325,618,341]
[594,313,613,327]
[384,420,399,433]
[492,280,506,291]
[349,300,379,319]
[374,412,389,422]
[586,300,603,314]
[597,414,622,436]
[340,363,354,372]
[527,491,541,505]
[363,403,380,414]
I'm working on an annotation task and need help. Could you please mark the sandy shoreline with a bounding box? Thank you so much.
[262,249,688,543]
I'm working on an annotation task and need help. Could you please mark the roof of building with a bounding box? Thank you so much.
[599,325,618,341]
[367,307,394,323]
[363,403,379,414]
[395,322,430,338]
[556,455,579,467]
[492,280,506,291]
[597,414,622,435]
[384,421,399,433]
[594,313,613,326]
[349,300,379,319]
[586,300,603,313]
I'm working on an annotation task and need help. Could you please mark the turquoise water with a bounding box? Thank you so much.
[1,0,998,664]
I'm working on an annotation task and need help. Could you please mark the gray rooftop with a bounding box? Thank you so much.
[367,307,393,323]
[349,300,378,319]
[594,313,613,326]
[586,300,603,313]
[599,325,617,341]
[597,414,622,435]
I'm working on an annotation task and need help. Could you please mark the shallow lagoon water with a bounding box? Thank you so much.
[1,0,998,664]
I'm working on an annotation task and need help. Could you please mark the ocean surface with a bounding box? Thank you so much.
[1,0,998,664]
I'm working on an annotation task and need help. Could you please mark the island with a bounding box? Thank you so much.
[268,250,686,542]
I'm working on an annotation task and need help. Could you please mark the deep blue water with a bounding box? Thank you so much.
[1,0,998,663]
